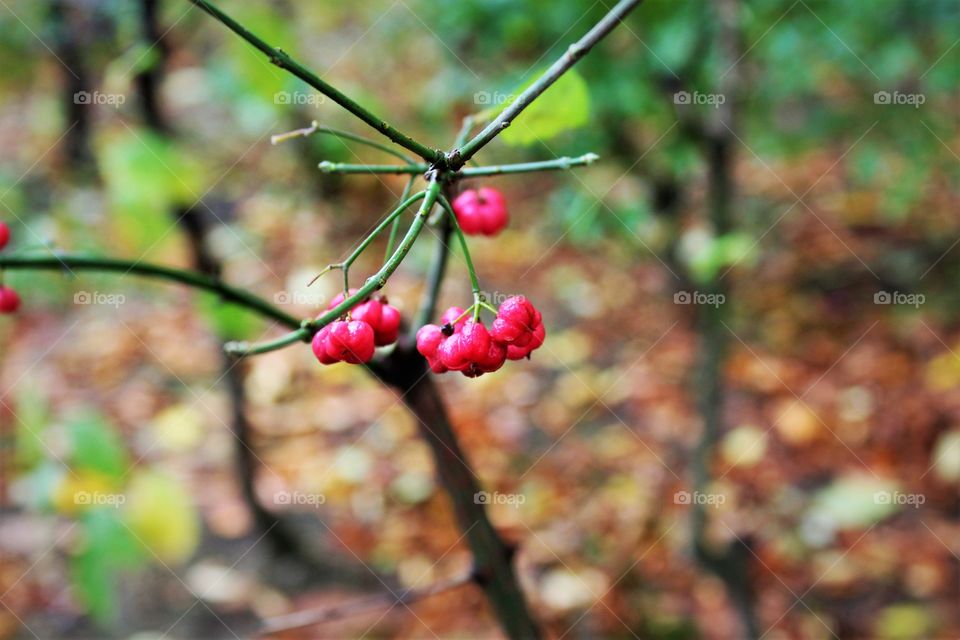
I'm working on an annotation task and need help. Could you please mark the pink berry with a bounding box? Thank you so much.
[0,286,20,314]
[416,324,445,358]
[491,296,545,360]
[416,298,541,376]
[506,322,545,360]
[376,304,401,346]
[452,187,509,237]
[458,321,492,362]
[350,298,383,329]
[439,333,469,371]
[0,222,9,250]
[324,320,375,364]
[460,321,506,377]
[311,326,338,365]
[325,290,402,348]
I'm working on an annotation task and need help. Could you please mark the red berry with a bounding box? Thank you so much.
[452,187,509,237]
[376,304,401,346]
[459,321,507,377]
[0,286,20,313]
[419,318,508,378]
[416,299,541,376]
[329,320,376,364]
[416,324,444,357]
[458,321,491,361]
[439,333,469,371]
[506,322,545,360]
[491,296,545,360]
[350,298,383,329]
[325,290,401,347]
[311,326,338,364]
[0,222,9,250]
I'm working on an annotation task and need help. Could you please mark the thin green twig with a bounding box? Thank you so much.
[0,253,299,328]
[339,190,428,291]
[229,180,442,356]
[436,195,483,319]
[460,153,599,176]
[273,122,417,164]
[319,161,429,175]
[385,176,417,261]
[189,0,443,164]
[452,0,644,166]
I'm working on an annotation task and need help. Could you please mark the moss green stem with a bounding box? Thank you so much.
[189,0,443,164]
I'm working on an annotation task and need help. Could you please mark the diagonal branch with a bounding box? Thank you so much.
[273,122,418,165]
[0,253,300,327]
[225,179,443,356]
[187,0,443,165]
[451,0,644,166]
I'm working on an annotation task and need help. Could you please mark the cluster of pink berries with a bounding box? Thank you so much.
[416,296,545,378]
[312,290,401,364]
[452,187,508,237]
[0,221,19,314]
[311,188,544,376]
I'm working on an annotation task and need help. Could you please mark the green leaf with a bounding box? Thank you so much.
[71,537,113,623]
[14,388,49,469]
[687,232,756,283]
[500,68,591,146]
[69,414,129,479]
[71,508,144,624]
[97,128,204,257]
[197,291,264,342]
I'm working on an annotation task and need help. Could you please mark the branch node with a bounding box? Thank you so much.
[224,341,247,355]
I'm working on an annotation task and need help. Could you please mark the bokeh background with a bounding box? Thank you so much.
[1,0,959,638]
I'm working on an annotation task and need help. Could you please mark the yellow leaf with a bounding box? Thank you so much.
[123,471,199,563]
[53,471,122,516]
[151,404,204,452]
[721,425,768,467]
